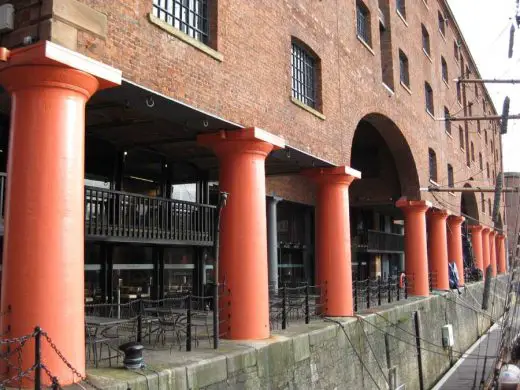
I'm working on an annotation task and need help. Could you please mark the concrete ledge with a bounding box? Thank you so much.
[186,355,227,388]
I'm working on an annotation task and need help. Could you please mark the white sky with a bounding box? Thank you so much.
[447,0,519,172]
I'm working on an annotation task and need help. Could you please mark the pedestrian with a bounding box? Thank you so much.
[448,259,462,295]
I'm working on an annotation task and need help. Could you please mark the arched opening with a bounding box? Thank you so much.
[349,113,420,281]
[461,183,480,271]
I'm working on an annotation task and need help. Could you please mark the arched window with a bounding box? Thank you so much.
[447,164,454,187]
[441,56,448,83]
[422,24,430,56]
[356,0,372,46]
[425,82,434,114]
[444,107,451,134]
[429,148,437,182]
[397,0,406,18]
[438,11,446,36]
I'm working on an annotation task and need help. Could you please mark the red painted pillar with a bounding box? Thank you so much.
[427,209,449,290]
[482,227,491,276]
[0,42,120,385]
[198,128,284,339]
[396,199,431,296]
[469,225,484,272]
[447,215,465,286]
[489,230,497,277]
[496,234,507,274]
[305,166,360,316]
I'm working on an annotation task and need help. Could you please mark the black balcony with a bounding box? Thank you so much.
[353,229,404,254]
[0,174,215,246]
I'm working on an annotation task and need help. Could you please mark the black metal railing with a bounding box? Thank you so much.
[85,186,216,244]
[269,284,323,331]
[354,229,405,253]
[353,276,407,311]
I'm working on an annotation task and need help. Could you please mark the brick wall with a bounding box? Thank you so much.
[3,0,503,225]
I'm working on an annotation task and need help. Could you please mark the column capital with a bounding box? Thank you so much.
[469,224,484,233]
[447,215,465,226]
[303,166,361,185]
[198,127,285,157]
[489,230,497,237]
[497,233,506,240]
[482,227,491,234]
[396,198,432,213]
[0,41,121,93]
[427,208,450,219]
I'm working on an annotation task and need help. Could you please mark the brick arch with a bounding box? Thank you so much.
[349,113,420,201]
[461,183,480,225]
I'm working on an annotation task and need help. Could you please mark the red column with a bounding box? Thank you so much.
[496,234,507,274]
[469,225,484,272]
[396,199,431,296]
[198,128,284,339]
[489,230,497,277]
[482,228,491,276]
[305,166,360,316]
[427,209,449,290]
[447,215,466,286]
[0,42,120,385]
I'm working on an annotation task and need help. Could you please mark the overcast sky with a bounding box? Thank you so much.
[447,0,519,172]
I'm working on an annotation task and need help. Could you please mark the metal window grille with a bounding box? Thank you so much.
[397,0,406,17]
[441,57,448,82]
[447,165,454,187]
[422,26,430,54]
[425,83,434,114]
[152,0,209,44]
[429,149,437,182]
[357,4,370,44]
[399,51,409,87]
[444,107,451,134]
[291,43,317,108]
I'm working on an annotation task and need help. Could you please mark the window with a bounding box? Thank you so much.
[425,82,434,115]
[485,130,488,144]
[471,142,475,161]
[454,41,460,62]
[429,148,437,182]
[291,41,318,109]
[444,107,451,134]
[399,50,409,87]
[481,193,485,212]
[456,81,461,103]
[488,199,492,215]
[438,11,446,36]
[479,152,483,170]
[468,102,473,117]
[397,0,406,18]
[474,85,479,99]
[357,1,372,46]
[459,126,464,149]
[483,99,487,113]
[422,24,430,56]
[487,162,490,178]
[441,56,448,82]
[447,164,454,187]
[152,0,209,44]
[477,120,481,134]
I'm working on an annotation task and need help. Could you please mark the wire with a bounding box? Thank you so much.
[357,319,389,386]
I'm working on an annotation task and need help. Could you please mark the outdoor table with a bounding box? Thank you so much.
[85,316,134,327]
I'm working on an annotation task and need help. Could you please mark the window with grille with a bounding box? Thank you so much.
[399,50,409,87]
[447,164,454,187]
[438,11,446,36]
[422,25,430,56]
[441,57,448,82]
[429,148,437,182]
[291,41,317,109]
[152,0,209,44]
[357,1,371,45]
[425,82,434,115]
[444,107,451,134]
[459,126,464,149]
[397,0,406,18]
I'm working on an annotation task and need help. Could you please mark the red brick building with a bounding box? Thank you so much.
[0,0,508,383]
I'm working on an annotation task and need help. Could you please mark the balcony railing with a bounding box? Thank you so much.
[353,229,405,253]
[85,186,216,244]
[0,174,216,245]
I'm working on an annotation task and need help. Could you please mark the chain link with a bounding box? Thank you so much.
[42,332,102,390]
[0,364,36,388]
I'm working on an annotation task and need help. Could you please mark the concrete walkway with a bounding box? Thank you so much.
[432,321,502,390]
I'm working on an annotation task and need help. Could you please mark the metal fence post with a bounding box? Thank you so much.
[282,284,287,330]
[186,295,192,352]
[305,284,310,324]
[34,327,41,390]
[378,276,382,306]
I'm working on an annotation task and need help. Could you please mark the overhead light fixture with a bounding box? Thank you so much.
[123,150,128,156]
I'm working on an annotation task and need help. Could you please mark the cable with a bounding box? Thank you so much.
[324,318,384,390]
[357,319,389,386]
